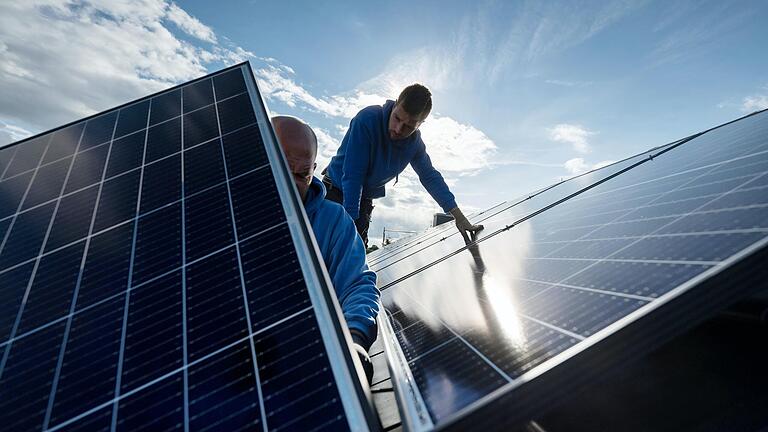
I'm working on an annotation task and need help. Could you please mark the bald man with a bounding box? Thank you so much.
[271,116,379,383]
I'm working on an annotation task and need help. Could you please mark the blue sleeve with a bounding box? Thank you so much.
[410,141,457,212]
[326,209,380,345]
[340,116,372,220]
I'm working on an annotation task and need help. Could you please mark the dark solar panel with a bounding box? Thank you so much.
[0,63,375,431]
[378,108,768,430]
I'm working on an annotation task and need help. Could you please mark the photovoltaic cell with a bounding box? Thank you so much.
[80,112,117,150]
[114,101,149,139]
[185,247,249,361]
[17,241,86,334]
[240,223,311,329]
[0,322,66,431]
[0,171,33,219]
[138,154,181,213]
[145,117,181,162]
[183,105,218,148]
[105,131,145,178]
[43,123,84,164]
[0,202,55,270]
[131,203,182,286]
[0,63,373,431]
[64,144,109,193]
[49,296,127,426]
[182,79,213,113]
[184,184,235,262]
[92,170,140,232]
[229,167,281,239]
[0,263,35,341]
[119,271,183,393]
[253,310,349,430]
[222,124,267,176]
[116,372,184,431]
[212,67,247,100]
[0,146,16,176]
[23,156,71,209]
[76,223,135,309]
[187,343,262,430]
[217,93,257,134]
[3,135,48,178]
[379,108,768,430]
[183,139,226,195]
[45,185,99,252]
[148,89,180,126]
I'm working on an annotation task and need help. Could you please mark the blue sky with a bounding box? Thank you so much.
[1,0,767,244]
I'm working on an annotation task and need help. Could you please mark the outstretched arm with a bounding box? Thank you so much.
[411,142,483,241]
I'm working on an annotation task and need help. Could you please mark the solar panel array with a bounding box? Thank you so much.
[0,64,371,431]
[373,109,768,430]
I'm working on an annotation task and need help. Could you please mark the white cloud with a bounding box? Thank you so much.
[563,158,589,174]
[742,90,768,112]
[255,64,383,118]
[564,157,615,175]
[165,2,217,43]
[419,115,497,173]
[0,120,32,146]
[549,123,595,153]
[0,0,251,144]
[374,168,442,238]
[312,126,341,170]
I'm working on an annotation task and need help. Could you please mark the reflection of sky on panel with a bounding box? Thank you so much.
[371,148,658,275]
[386,222,532,341]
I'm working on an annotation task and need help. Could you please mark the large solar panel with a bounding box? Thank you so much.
[377,108,768,430]
[0,64,377,431]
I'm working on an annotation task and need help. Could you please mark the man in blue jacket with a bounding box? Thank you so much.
[323,84,483,247]
[272,115,379,383]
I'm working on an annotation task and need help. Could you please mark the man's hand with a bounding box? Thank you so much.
[352,343,374,384]
[349,329,374,384]
[449,207,484,243]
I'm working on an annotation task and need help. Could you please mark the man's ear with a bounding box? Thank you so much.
[312,162,317,172]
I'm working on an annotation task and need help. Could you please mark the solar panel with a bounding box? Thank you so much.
[0,63,376,431]
[368,140,683,276]
[378,108,768,430]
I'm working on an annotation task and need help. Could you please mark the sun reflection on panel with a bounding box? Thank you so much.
[480,273,528,351]
[386,220,533,354]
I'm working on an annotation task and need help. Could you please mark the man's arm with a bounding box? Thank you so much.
[327,225,379,346]
[325,209,380,383]
[340,116,373,220]
[411,144,483,241]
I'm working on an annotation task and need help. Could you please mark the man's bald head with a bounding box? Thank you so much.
[271,116,318,200]
[272,116,318,159]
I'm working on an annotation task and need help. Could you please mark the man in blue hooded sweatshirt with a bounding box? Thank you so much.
[323,84,483,247]
[272,115,379,383]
